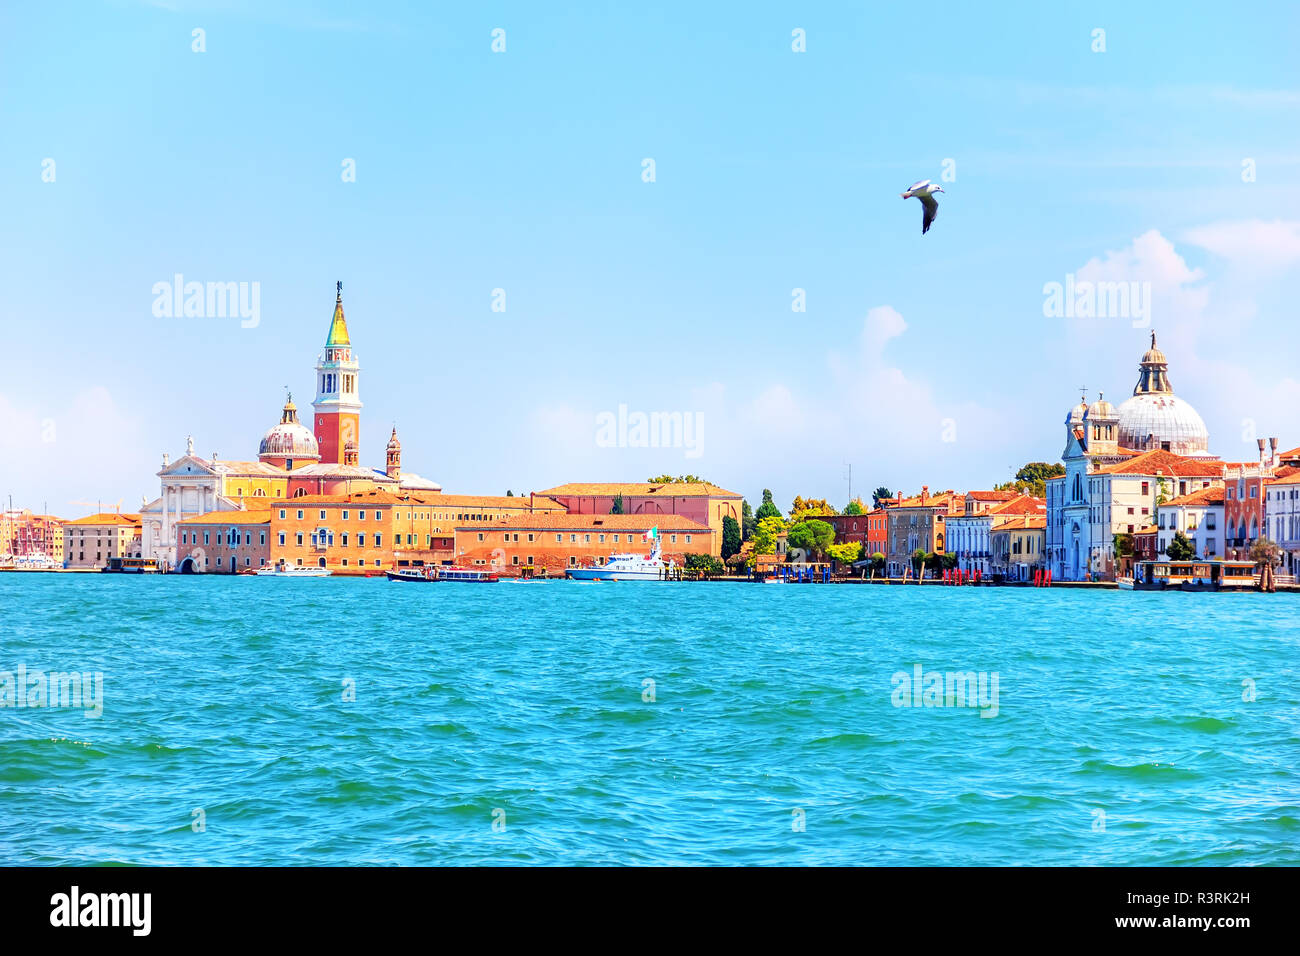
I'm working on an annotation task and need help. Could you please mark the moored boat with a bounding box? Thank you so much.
[386,566,438,583]
[1125,560,1257,592]
[102,557,160,574]
[436,565,500,582]
[255,562,331,577]
[566,527,673,581]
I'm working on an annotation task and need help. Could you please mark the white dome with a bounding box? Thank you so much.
[259,421,320,460]
[1116,393,1209,456]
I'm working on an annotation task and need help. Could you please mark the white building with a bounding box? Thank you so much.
[1156,486,1225,559]
[1266,471,1300,577]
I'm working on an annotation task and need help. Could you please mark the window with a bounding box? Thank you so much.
[375,534,382,547]
[279,509,286,519]
[479,533,485,542]
[297,510,304,519]
[357,534,365,547]
[1141,482,1149,496]
[342,533,349,546]
[296,533,304,546]
[358,511,365,521]
[342,510,349,520]
[528,533,534,542]
[279,532,286,546]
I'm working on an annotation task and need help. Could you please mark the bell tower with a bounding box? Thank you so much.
[312,281,362,465]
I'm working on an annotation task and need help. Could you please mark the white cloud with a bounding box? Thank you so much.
[1182,219,1300,277]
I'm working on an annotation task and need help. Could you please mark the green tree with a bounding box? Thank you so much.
[752,516,786,555]
[826,541,863,565]
[997,461,1066,498]
[755,489,781,523]
[843,498,865,515]
[610,494,624,515]
[647,474,708,484]
[1165,530,1195,560]
[741,499,755,541]
[1113,532,1133,558]
[787,519,835,559]
[721,515,741,559]
[505,490,514,497]
[912,548,927,574]
[789,496,837,520]
[683,553,725,576]
[872,486,893,508]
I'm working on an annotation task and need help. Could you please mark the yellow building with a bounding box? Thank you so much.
[991,515,1047,582]
[64,513,142,568]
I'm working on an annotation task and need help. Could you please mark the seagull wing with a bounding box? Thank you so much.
[919,192,939,234]
[906,179,930,194]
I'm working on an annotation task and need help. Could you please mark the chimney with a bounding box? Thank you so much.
[1270,437,1279,469]
[921,485,928,504]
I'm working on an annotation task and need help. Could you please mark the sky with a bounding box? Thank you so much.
[2,0,1299,516]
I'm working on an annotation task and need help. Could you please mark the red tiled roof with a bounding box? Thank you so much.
[1095,450,1223,477]
[65,512,142,526]
[178,509,273,526]
[968,490,1018,501]
[989,494,1046,516]
[1161,486,1225,507]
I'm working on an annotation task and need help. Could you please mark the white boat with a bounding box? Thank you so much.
[255,562,331,577]
[763,576,785,584]
[566,528,673,581]
[1116,576,1135,590]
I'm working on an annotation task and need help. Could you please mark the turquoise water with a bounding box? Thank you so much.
[2,574,1298,866]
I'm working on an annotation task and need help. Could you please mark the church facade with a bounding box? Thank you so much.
[141,284,439,569]
[1045,334,1223,581]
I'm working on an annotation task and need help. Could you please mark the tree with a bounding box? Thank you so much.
[872,486,893,508]
[1166,530,1195,561]
[647,474,708,484]
[610,494,624,515]
[787,519,835,559]
[996,461,1066,498]
[789,496,837,522]
[1113,532,1133,558]
[826,541,863,565]
[506,490,514,497]
[843,498,865,515]
[912,548,927,574]
[755,489,781,523]
[752,516,786,555]
[683,553,725,576]
[869,552,887,575]
[721,515,741,559]
[1249,537,1281,568]
[741,499,755,541]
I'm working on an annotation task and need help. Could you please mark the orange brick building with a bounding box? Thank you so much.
[535,482,742,557]
[453,513,713,577]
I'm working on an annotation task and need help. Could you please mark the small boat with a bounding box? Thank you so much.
[255,562,331,577]
[763,576,785,584]
[386,566,438,583]
[1116,576,1135,590]
[566,528,672,581]
[102,557,160,574]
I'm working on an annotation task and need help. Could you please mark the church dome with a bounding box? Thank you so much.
[1116,393,1209,455]
[1115,333,1209,455]
[258,394,321,462]
[1085,391,1116,420]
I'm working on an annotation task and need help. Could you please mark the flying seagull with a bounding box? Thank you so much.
[900,179,944,234]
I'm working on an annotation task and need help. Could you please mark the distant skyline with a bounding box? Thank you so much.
[3,1,1299,515]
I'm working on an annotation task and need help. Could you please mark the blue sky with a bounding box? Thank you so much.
[2,0,1299,514]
